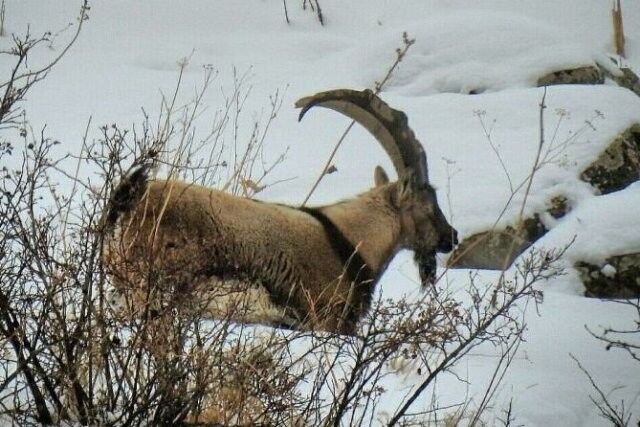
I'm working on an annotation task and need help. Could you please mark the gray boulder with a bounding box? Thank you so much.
[576,253,640,298]
[580,124,640,195]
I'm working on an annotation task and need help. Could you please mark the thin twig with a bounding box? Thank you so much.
[283,0,290,24]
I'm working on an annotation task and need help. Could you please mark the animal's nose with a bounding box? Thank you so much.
[437,229,458,253]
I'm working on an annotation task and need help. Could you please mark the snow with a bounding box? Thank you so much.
[601,264,618,278]
[1,0,640,425]
[393,85,640,236]
[538,181,640,265]
[323,11,603,95]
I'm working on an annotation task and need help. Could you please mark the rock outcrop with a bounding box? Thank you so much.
[448,216,545,270]
[449,124,639,271]
[537,66,604,87]
[576,253,640,298]
[580,124,640,195]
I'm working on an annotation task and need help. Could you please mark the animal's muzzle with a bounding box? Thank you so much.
[437,228,458,253]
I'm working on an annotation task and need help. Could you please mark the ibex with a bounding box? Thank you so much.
[103,89,458,335]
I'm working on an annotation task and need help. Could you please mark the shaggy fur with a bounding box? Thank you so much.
[103,173,407,334]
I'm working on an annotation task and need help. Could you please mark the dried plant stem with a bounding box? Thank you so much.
[313,0,324,26]
[0,0,5,37]
[283,0,290,24]
[286,0,323,26]
[571,354,633,426]
[300,120,356,207]
[612,0,625,58]
[498,86,547,271]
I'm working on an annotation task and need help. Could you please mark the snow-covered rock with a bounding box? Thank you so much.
[577,253,640,297]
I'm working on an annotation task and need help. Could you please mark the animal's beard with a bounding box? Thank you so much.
[414,246,437,289]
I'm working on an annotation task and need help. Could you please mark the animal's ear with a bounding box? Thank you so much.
[374,166,390,187]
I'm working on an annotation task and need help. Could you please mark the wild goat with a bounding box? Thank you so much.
[103,89,458,335]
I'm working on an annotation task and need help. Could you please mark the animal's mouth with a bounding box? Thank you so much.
[415,247,437,288]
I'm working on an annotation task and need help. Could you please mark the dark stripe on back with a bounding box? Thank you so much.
[299,207,375,288]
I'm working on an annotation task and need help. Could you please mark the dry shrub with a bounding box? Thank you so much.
[0,5,569,426]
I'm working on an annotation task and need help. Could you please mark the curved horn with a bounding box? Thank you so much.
[295,89,428,184]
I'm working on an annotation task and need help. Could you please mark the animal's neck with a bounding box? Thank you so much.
[319,185,401,276]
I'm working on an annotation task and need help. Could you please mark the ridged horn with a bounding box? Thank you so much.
[295,88,428,184]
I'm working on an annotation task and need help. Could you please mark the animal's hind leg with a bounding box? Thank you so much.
[187,276,299,329]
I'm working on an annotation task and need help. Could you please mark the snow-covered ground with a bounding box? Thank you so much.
[2,1,640,425]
